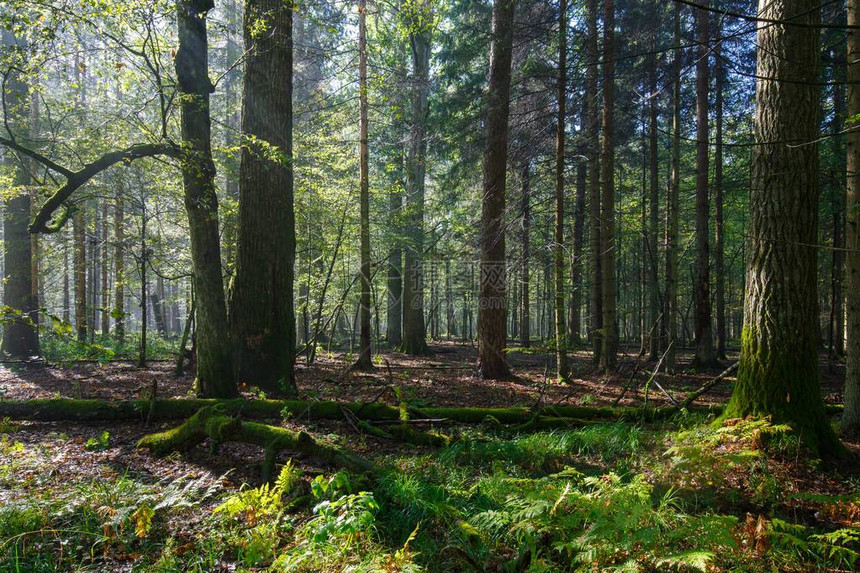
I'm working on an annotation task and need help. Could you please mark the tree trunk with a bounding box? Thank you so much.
[387,174,403,347]
[725,0,841,455]
[353,0,373,370]
[520,162,531,348]
[647,5,660,361]
[553,0,569,381]
[692,1,715,369]
[74,208,87,343]
[599,0,617,371]
[585,0,601,365]
[843,0,860,435]
[570,90,586,347]
[113,188,125,343]
[175,0,236,398]
[477,0,515,380]
[664,3,682,371]
[829,58,846,359]
[100,199,110,335]
[0,30,40,359]
[401,1,432,356]
[229,0,297,393]
[714,28,727,360]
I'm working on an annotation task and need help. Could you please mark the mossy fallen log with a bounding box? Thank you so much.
[137,406,375,480]
[0,397,843,424]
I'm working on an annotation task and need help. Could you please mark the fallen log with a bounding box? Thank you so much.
[137,405,375,480]
[676,362,740,411]
[0,396,842,424]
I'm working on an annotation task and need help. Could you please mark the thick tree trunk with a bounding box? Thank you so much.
[844,0,860,435]
[520,162,531,348]
[692,1,715,369]
[175,0,236,398]
[585,0,601,365]
[477,0,515,380]
[725,0,841,455]
[664,3,682,371]
[353,0,373,370]
[599,0,617,371]
[553,0,569,381]
[714,31,727,360]
[229,0,297,392]
[401,2,432,356]
[0,30,40,359]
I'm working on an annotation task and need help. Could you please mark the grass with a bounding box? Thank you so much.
[0,416,857,571]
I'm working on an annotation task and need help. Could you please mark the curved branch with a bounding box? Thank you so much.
[26,142,179,234]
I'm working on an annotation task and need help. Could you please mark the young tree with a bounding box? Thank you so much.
[230,0,297,393]
[477,0,515,380]
[844,0,860,435]
[599,0,617,371]
[553,0,569,381]
[725,0,841,455]
[175,0,236,397]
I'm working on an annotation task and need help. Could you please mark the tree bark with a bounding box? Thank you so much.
[74,208,87,343]
[570,92,586,347]
[692,1,716,369]
[100,199,110,335]
[401,0,432,356]
[477,0,515,380]
[844,0,860,435]
[520,162,531,348]
[725,0,842,455]
[585,0,601,365]
[229,0,297,393]
[647,2,660,361]
[114,187,125,343]
[714,28,727,360]
[553,0,569,381]
[353,0,373,370]
[599,0,617,371]
[664,3,682,371]
[0,29,40,359]
[175,0,236,398]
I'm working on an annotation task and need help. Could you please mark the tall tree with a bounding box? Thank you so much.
[1,28,40,358]
[599,0,617,371]
[692,1,715,368]
[520,162,531,348]
[477,0,515,380]
[664,2,682,370]
[725,0,841,455]
[401,0,432,356]
[553,0,569,381]
[175,0,236,398]
[585,0,601,365]
[353,0,373,370]
[229,0,297,393]
[843,0,860,435]
[113,183,125,343]
[646,0,660,361]
[714,24,727,361]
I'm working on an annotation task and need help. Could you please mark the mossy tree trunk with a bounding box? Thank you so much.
[477,0,514,380]
[228,0,297,394]
[175,0,236,398]
[725,0,841,455]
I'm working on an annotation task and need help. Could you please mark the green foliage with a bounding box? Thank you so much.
[84,430,110,451]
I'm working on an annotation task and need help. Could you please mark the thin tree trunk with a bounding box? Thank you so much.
[520,162,531,348]
[553,0,569,381]
[101,199,110,335]
[477,0,515,380]
[387,161,403,347]
[692,1,715,368]
[726,0,841,455]
[664,3,682,371]
[175,0,236,398]
[830,63,846,358]
[599,0,617,371]
[647,4,660,361]
[74,208,87,343]
[570,88,586,347]
[585,0,601,365]
[714,28,727,360]
[114,188,125,343]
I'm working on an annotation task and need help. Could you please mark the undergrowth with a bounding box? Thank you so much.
[0,417,857,571]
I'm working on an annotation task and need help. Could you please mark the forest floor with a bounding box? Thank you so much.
[1,343,858,571]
